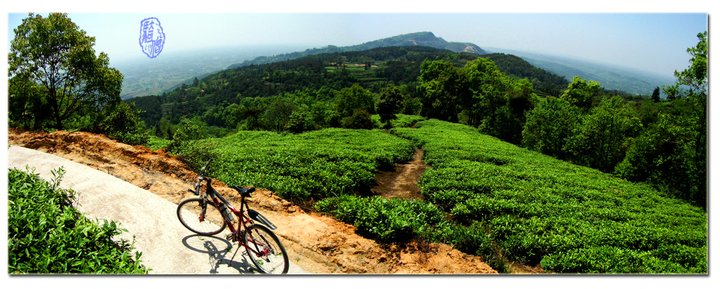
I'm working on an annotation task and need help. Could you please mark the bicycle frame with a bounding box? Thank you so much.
[198,177,272,258]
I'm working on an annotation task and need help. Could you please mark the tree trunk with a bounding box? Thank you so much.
[48,87,63,129]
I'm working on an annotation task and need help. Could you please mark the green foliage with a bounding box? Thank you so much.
[615,31,707,207]
[663,83,680,100]
[564,96,642,172]
[181,128,415,202]
[167,116,210,153]
[8,168,147,274]
[97,102,150,145]
[261,97,296,132]
[8,13,151,146]
[389,114,425,128]
[172,117,209,142]
[9,13,124,130]
[418,57,535,144]
[651,87,661,103]
[482,53,568,97]
[341,109,374,129]
[560,76,602,112]
[145,136,171,151]
[132,46,479,129]
[315,195,445,242]
[674,31,707,94]
[377,84,404,127]
[615,112,705,206]
[418,59,467,122]
[394,119,707,273]
[521,97,581,159]
[336,84,376,117]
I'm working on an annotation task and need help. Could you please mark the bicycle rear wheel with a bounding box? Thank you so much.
[244,224,289,274]
[177,198,227,236]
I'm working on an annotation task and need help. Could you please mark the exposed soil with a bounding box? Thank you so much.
[8,129,497,274]
[371,149,426,200]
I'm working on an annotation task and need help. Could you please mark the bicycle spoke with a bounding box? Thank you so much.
[244,225,288,274]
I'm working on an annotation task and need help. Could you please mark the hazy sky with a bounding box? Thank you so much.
[7,13,707,78]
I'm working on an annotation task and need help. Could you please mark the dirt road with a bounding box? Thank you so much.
[8,129,497,274]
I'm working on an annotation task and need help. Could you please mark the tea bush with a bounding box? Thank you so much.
[8,168,148,274]
[393,119,707,273]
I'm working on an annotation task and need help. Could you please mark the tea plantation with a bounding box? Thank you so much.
[183,118,706,273]
[187,128,415,202]
[393,120,707,273]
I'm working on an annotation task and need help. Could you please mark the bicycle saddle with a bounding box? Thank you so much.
[231,186,255,197]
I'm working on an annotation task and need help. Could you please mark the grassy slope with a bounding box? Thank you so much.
[393,119,707,273]
[184,117,706,273]
[193,128,415,202]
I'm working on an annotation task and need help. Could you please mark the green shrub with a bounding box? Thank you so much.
[8,168,148,274]
[315,195,444,242]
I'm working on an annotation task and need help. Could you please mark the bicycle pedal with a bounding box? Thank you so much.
[225,233,237,242]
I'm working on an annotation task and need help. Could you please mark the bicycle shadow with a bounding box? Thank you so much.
[181,234,258,274]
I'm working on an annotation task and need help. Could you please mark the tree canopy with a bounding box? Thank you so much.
[9,13,146,144]
[9,13,123,129]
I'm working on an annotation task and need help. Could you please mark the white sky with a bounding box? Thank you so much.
[7,13,707,79]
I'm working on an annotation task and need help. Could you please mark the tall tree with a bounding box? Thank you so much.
[675,31,707,95]
[377,84,403,127]
[564,96,642,172]
[522,97,581,159]
[651,87,661,103]
[9,13,123,129]
[417,60,467,122]
[663,84,679,100]
[560,76,602,112]
[616,31,707,207]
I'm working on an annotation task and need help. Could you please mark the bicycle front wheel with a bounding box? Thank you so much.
[177,198,227,236]
[244,224,289,274]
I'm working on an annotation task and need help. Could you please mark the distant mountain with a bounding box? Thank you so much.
[487,48,676,95]
[130,46,566,127]
[114,45,305,99]
[228,32,486,69]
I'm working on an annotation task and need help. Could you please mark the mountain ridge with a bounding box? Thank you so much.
[228,32,486,69]
[486,47,675,95]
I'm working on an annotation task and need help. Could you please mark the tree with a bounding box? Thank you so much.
[341,109,374,129]
[560,76,602,111]
[615,114,703,205]
[615,30,707,207]
[418,60,467,122]
[462,58,509,128]
[675,31,707,95]
[97,102,149,145]
[286,108,315,133]
[336,84,375,118]
[9,13,123,129]
[261,97,296,132]
[651,87,661,103]
[663,84,680,100]
[8,74,48,129]
[377,84,404,127]
[522,97,581,159]
[563,96,642,172]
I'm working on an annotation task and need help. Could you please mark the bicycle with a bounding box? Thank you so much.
[176,160,289,274]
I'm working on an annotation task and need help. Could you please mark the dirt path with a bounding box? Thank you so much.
[371,149,426,200]
[8,129,497,274]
